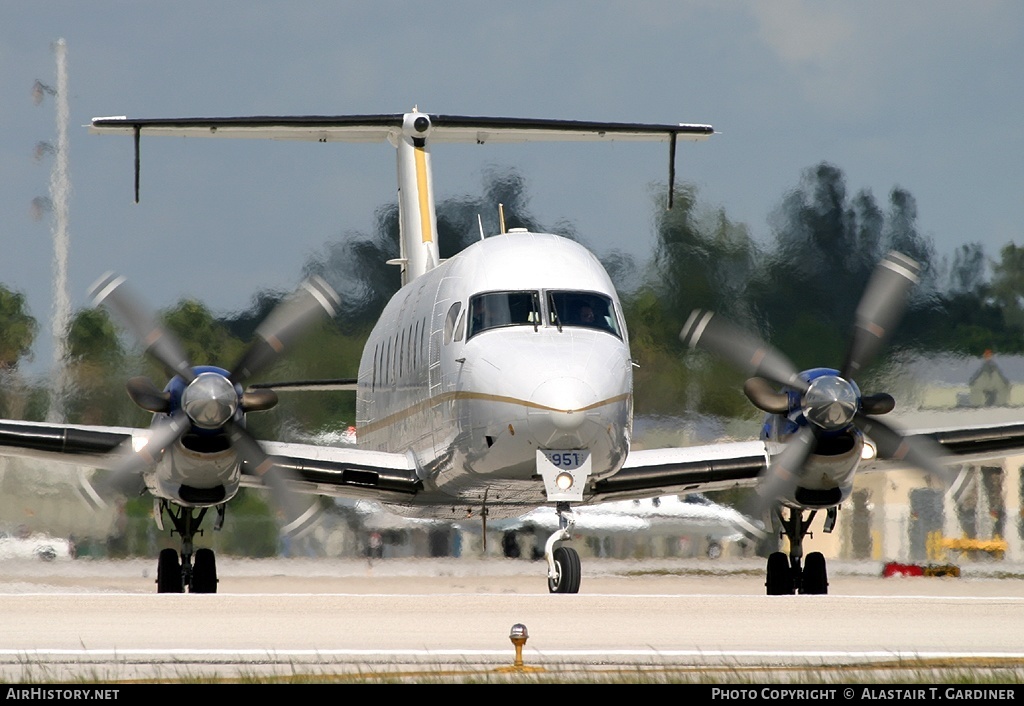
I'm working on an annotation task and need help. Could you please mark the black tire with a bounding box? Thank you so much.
[156,548,183,593]
[190,548,218,594]
[800,551,828,595]
[547,546,581,594]
[765,551,793,595]
[706,541,723,560]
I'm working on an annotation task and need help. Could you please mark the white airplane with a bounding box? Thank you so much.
[475,493,753,560]
[0,109,1022,596]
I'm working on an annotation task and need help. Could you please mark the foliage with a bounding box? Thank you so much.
[63,307,140,425]
[161,299,247,370]
[0,286,37,371]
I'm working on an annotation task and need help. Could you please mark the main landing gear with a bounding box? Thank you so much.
[764,506,835,595]
[155,500,223,594]
[544,502,581,594]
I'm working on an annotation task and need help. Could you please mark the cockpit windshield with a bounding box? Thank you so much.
[548,291,621,337]
[467,291,542,339]
[465,290,621,340]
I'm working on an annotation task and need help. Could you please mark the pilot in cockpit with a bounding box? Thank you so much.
[577,303,596,325]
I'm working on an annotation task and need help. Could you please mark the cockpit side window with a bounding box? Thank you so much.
[443,301,462,345]
[467,291,541,339]
[548,291,621,338]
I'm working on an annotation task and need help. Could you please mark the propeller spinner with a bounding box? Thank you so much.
[88,272,340,533]
[680,251,952,515]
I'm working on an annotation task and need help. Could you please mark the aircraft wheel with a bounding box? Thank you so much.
[547,546,581,594]
[706,541,723,559]
[800,551,828,595]
[156,548,184,594]
[190,548,218,594]
[765,551,793,595]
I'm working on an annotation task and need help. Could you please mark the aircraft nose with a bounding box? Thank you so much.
[527,376,598,442]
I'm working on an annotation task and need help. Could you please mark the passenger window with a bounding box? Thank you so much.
[372,344,378,390]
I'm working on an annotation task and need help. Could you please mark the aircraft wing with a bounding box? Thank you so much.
[0,419,420,505]
[0,419,140,469]
[249,440,420,503]
[592,440,768,503]
[595,415,1024,504]
[859,415,1024,472]
[3,414,1024,511]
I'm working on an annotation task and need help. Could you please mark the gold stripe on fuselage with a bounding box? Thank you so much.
[358,390,631,438]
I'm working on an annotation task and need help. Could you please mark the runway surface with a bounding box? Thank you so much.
[1,556,1022,682]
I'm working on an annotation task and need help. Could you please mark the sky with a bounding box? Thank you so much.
[2,1,1023,377]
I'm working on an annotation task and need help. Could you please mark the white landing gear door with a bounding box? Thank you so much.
[537,450,591,502]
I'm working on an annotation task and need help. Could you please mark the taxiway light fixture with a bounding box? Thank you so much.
[509,623,528,668]
[555,472,574,491]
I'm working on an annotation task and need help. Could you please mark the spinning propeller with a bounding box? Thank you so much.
[88,272,341,534]
[680,251,953,515]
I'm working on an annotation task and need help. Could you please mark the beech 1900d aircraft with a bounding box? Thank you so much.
[1,109,1024,595]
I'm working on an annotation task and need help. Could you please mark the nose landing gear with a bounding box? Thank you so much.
[155,500,222,593]
[765,506,832,595]
[544,502,581,593]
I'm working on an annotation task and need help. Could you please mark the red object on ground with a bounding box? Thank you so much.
[882,562,925,577]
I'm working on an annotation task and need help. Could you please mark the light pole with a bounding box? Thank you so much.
[34,38,72,423]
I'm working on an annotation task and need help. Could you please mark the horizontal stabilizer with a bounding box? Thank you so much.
[90,113,713,144]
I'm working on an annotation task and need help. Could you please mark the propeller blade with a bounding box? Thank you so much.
[841,251,921,379]
[229,276,341,386]
[749,425,817,517]
[225,420,321,537]
[743,376,791,414]
[125,376,172,414]
[681,310,808,393]
[98,411,191,499]
[853,413,959,490]
[89,272,195,383]
[730,512,769,544]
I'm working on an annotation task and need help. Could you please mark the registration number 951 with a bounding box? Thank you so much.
[543,450,588,469]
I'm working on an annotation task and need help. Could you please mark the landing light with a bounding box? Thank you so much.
[861,439,877,461]
[555,472,575,491]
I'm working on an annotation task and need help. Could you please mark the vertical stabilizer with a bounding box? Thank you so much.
[393,111,440,285]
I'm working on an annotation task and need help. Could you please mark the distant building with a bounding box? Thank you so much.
[893,351,1024,409]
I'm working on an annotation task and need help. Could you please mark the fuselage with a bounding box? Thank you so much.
[356,230,634,517]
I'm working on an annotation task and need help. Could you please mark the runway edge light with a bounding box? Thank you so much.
[510,623,528,667]
[496,623,544,674]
